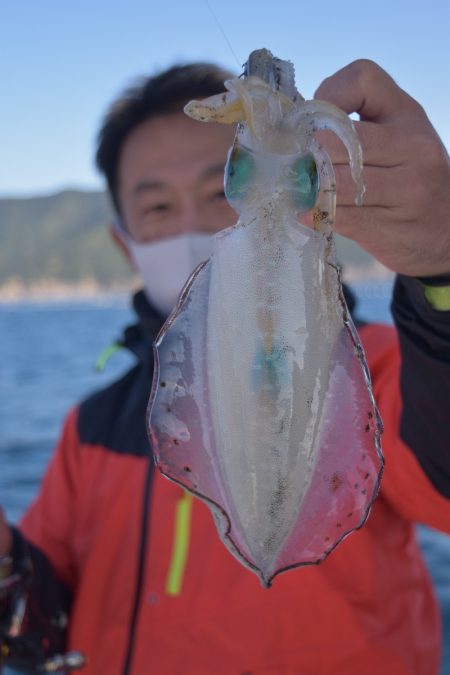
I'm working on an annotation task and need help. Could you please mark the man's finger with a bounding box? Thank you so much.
[315,122,408,168]
[314,59,425,124]
[333,204,395,242]
[333,164,407,208]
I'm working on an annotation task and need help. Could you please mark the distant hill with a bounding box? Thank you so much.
[0,188,384,291]
[0,189,132,285]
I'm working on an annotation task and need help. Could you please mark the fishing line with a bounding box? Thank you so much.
[203,0,242,69]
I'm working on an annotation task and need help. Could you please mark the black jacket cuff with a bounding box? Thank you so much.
[391,274,450,497]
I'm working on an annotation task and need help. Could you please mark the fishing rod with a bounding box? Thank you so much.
[0,555,85,673]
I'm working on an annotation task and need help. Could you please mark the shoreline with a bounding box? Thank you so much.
[0,277,137,304]
[0,263,393,304]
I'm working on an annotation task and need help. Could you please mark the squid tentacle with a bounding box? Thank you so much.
[291,100,365,205]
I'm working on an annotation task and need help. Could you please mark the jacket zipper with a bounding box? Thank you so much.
[121,456,153,675]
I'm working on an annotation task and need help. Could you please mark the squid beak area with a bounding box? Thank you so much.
[184,92,245,124]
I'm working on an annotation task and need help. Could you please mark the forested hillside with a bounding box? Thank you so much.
[0,190,132,285]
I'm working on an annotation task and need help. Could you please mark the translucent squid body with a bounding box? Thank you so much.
[148,49,383,587]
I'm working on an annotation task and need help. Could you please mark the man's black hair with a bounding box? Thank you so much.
[95,63,233,213]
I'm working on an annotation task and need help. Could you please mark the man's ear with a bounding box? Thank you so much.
[108,224,134,266]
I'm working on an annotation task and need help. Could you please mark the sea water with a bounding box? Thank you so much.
[0,281,449,673]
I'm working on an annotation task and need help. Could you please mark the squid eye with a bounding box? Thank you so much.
[225,145,255,203]
[290,153,319,212]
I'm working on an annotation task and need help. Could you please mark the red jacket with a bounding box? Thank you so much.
[19,308,450,675]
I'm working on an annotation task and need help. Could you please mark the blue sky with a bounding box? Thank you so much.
[1,0,449,197]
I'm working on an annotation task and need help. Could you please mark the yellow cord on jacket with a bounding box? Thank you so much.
[166,492,193,596]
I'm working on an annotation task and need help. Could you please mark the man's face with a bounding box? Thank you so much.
[117,111,236,242]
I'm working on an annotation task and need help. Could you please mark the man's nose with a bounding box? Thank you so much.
[176,200,206,234]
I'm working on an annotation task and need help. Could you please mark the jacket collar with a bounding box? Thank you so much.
[120,290,165,363]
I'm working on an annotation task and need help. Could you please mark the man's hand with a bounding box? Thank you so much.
[0,508,12,557]
[314,59,450,277]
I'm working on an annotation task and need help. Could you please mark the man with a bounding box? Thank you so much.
[1,59,450,674]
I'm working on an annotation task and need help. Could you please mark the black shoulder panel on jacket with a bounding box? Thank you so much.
[392,275,450,498]
[77,362,152,457]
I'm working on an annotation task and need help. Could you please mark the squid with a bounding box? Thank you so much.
[148,49,383,587]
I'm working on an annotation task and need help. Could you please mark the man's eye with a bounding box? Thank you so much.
[209,190,227,202]
[143,202,171,215]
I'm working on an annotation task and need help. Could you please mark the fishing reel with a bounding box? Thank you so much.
[0,555,85,673]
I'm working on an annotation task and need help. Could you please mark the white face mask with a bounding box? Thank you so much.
[125,232,214,316]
